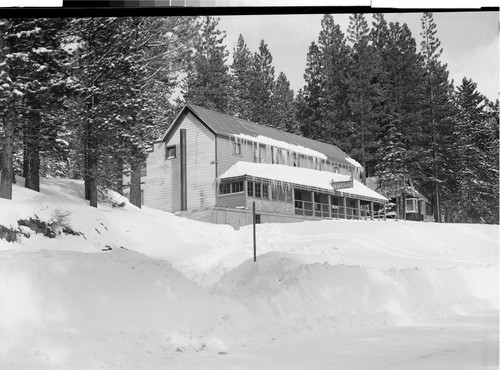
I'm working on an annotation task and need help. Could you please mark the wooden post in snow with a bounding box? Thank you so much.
[253,201,256,262]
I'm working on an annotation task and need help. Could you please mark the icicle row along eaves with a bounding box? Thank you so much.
[231,134,329,165]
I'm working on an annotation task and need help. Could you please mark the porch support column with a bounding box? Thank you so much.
[244,179,248,209]
[311,191,315,217]
[356,199,361,220]
[328,193,332,218]
[343,196,347,219]
[383,202,387,221]
[370,201,374,221]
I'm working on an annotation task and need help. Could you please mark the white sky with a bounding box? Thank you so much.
[218,11,499,102]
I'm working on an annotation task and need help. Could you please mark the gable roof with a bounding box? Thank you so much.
[162,104,358,169]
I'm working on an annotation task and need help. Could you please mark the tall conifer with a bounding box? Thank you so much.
[182,16,232,114]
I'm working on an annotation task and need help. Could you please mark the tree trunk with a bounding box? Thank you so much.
[87,131,98,208]
[402,192,406,220]
[129,161,142,208]
[0,114,15,200]
[24,116,40,192]
[85,113,98,208]
[116,156,124,195]
[84,121,90,201]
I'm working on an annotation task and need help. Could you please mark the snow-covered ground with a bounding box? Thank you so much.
[0,177,498,369]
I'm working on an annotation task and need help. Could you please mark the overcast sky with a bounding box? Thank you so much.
[218,11,499,102]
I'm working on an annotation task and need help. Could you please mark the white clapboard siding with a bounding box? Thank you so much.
[145,112,216,212]
[144,141,180,212]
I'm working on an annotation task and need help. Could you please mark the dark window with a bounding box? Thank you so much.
[255,214,261,224]
[140,162,147,177]
[232,181,244,193]
[166,145,176,159]
[220,183,231,194]
[314,192,321,203]
[233,141,242,155]
[262,183,268,199]
[247,181,253,197]
[254,182,261,198]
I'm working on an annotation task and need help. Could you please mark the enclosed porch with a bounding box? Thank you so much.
[216,175,387,221]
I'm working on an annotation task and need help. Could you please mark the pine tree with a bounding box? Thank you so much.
[346,13,381,182]
[14,18,71,192]
[420,12,455,222]
[271,72,299,134]
[453,78,499,223]
[182,16,232,114]
[374,110,410,218]
[371,16,426,175]
[248,39,275,127]
[231,34,253,120]
[299,42,322,139]
[0,18,52,199]
[70,17,147,207]
[301,14,351,148]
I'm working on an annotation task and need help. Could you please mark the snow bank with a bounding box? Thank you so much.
[214,252,498,332]
[0,248,254,368]
[0,177,498,368]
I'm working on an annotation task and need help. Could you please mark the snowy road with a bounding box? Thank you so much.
[168,314,498,370]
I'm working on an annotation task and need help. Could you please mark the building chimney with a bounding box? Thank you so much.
[180,129,187,211]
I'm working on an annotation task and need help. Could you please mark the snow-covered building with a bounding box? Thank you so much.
[366,176,432,222]
[141,104,387,228]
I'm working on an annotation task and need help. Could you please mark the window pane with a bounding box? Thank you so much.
[166,146,176,159]
[220,183,231,194]
[406,199,416,212]
[255,182,261,198]
[247,181,253,197]
[233,142,241,155]
[262,184,268,199]
[232,181,243,193]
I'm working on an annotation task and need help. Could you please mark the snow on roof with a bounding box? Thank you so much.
[220,162,387,202]
[162,105,358,169]
[232,134,328,160]
[345,157,362,168]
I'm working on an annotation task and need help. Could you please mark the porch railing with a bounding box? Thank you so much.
[294,200,371,220]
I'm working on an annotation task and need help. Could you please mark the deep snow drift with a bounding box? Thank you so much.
[0,177,498,369]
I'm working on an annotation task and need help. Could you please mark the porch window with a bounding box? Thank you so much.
[247,181,254,197]
[232,181,244,193]
[219,181,244,195]
[406,198,418,213]
[262,183,268,199]
[219,182,231,194]
[140,162,147,177]
[254,182,262,198]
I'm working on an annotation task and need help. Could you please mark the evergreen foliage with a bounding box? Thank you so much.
[182,16,232,114]
[247,40,275,127]
[300,14,351,148]
[271,72,299,134]
[346,13,381,181]
[231,34,253,120]
[452,78,499,223]
[0,14,497,223]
